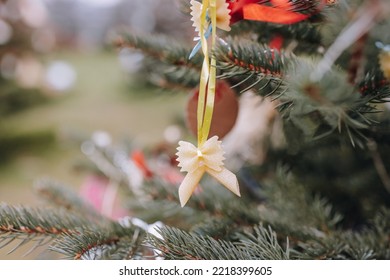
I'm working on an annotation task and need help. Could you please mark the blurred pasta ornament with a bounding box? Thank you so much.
[186,80,239,139]
[190,0,231,33]
[376,42,390,81]
[379,51,390,81]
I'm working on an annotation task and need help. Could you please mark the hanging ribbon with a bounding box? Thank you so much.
[176,0,240,207]
[199,0,217,146]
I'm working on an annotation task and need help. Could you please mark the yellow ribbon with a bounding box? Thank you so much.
[176,0,240,207]
[197,0,210,145]
[201,0,217,145]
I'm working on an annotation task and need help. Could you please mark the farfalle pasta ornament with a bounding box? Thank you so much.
[176,136,240,206]
[177,0,319,206]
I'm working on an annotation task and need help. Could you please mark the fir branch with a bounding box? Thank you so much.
[358,69,390,101]
[229,20,323,53]
[149,226,250,260]
[237,225,290,260]
[277,57,387,147]
[140,178,261,229]
[294,236,348,260]
[0,204,95,255]
[191,217,239,240]
[50,223,145,260]
[367,140,390,195]
[217,38,285,76]
[347,208,390,259]
[283,0,327,16]
[0,204,91,235]
[116,32,203,89]
[213,5,388,147]
[128,179,198,225]
[150,225,290,260]
[258,169,343,234]
[216,38,288,96]
[116,32,202,70]
[295,209,390,259]
[143,58,200,89]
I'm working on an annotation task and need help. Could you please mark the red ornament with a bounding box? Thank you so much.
[228,0,325,25]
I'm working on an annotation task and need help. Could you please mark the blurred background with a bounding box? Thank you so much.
[0,0,193,215]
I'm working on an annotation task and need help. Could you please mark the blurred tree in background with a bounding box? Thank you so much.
[1,0,390,260]
[0,0,56,162]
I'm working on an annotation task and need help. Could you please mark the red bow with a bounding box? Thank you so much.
[228,0,321,25]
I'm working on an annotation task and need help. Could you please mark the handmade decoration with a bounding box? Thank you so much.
[375,42,390,80]
[177,0,317,207]
[176,0,240,207]
[378,46,390,80]
[176,136,240,206]
[380,52,390,80]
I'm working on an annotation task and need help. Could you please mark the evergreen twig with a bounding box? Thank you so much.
[149,226,250,260]
[50,223,145,260]
[0,204,96,255]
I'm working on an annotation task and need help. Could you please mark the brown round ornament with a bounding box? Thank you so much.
[186,80,239,139]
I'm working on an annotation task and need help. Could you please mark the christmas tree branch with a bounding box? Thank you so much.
[138,178,261,231]
[229,20,323,54]
[144,57,200,89]
[0,203,96,255]
[50,223,146,260]
[248,168,342,246]
[275,57,390,147]
[358,69,390,102]
[295,208,390,259]
[0,204,91,236]
[149,226,249,260]
[116,33,202,69]
[216,37,287,96]
[150,224,290,260]
[216,37,286,74]
[237,225,290,260]
[116,32,201,88]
